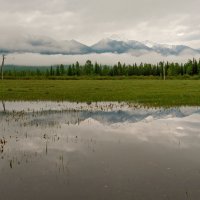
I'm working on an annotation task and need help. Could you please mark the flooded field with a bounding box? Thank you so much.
[0,102,200,200]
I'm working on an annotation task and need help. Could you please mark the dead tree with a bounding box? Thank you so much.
[163,65,166,81]
[1,55,6,112]
[1,55,5,80]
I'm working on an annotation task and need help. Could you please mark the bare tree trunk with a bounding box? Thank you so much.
[1,55,5,80]
[1,55,6,112]
[163,66,166,80]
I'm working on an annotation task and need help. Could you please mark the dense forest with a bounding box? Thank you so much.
[3,58,200,78]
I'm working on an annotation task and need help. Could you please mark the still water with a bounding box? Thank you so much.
[0,102,200,200]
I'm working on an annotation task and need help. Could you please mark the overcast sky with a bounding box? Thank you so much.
[0,0,199,48]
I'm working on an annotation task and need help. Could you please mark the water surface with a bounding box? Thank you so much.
[0,102,200,200]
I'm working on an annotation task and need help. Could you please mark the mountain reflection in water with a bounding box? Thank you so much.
[0,102,200,200]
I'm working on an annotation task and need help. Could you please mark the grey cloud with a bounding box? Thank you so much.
[178,30,200,42]
[0,0,199,49]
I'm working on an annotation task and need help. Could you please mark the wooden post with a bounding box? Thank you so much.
[2,101,5,112]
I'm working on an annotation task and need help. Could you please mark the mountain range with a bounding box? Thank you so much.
[0,37,200,56]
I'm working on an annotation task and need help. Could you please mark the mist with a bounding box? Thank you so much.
[4,53,199,66]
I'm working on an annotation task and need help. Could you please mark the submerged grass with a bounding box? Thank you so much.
[0,80,200,107]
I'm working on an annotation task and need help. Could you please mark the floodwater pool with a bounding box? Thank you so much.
[0,102,200,200]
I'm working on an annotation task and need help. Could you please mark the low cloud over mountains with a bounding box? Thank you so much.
[1,36,200,57]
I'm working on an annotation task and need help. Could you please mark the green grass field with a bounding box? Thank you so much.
[0,80,200,107]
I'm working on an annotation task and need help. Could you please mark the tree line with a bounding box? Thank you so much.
[4,58,200,78]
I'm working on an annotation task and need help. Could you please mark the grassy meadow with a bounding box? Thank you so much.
[0,80,200,107]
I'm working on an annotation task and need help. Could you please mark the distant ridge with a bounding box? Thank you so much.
[0,36,199,56]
